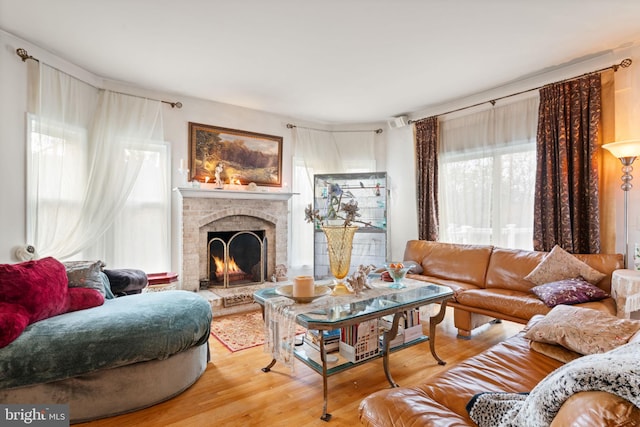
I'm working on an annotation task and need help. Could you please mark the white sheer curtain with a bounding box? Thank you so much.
[438,96,539,249]
[27,62,168,271]
[27,62,98,255]
[291,128,376,272]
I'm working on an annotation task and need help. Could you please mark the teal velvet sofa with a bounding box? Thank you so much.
[0,289,212,423]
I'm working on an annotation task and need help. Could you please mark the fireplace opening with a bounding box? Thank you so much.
[203,230,267,288]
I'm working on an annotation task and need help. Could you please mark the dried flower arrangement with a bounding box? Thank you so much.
[304,182,371,227]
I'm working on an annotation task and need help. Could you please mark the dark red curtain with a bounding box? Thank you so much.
[415,116,439,241]
[533,74,601,253]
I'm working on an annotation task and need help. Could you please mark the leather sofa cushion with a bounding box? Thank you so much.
[484,248,546,292]
[456,288,617,321]
[403,240,493,288]
[549,391,640,427]
[456,288,550,320]
[359,332,563,426]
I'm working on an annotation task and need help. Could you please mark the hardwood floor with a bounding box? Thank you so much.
[77,307,522,427]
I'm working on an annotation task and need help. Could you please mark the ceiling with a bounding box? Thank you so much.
[2,0,640,124]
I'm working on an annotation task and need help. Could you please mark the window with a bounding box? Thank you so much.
[439,142,536,249]
[27,115,88,251]
[438,97,539,250]
[28,116,170,272]
[108,144,170,272]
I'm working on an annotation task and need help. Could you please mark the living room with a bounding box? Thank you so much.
[1,1,640,426]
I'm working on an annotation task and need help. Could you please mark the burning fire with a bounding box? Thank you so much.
[213,256,242,274]
[231,177,242,185]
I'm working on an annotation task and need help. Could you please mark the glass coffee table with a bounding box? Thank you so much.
[254,280,454,421]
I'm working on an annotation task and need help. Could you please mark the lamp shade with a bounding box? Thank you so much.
[602,139,640,158]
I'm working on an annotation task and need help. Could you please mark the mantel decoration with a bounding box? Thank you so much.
[305,182,372,295]
[188,122,283,187]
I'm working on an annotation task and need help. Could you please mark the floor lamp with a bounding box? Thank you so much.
[602,139,640,268]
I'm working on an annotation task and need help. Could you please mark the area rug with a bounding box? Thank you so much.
[211,310,305,353]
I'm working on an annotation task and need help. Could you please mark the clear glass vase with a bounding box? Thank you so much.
[321,225,358,295]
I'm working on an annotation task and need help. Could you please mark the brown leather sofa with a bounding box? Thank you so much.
[358,316,640,426]
[402,240,624,338]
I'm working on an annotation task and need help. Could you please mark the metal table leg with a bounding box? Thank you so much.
[261,310,279,373]
[428,300,450,365]
[319,334,332,421]
[261,358,277,372]
[381,312,405,387]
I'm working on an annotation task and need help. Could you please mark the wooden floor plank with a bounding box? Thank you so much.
[76,307,522,427]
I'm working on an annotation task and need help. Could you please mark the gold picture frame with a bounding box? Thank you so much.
[188,122,283,187]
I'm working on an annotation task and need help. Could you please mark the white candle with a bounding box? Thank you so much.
[179,158,185,170]
[293,275,314,297]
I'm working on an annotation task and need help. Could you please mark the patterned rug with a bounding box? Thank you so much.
[210,310,266,352]
[211,310,305,353]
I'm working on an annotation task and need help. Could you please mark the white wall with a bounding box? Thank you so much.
[0,32,27,264]
[384,125,418,260]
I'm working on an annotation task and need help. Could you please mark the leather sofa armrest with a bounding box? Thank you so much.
[550,391,640,427]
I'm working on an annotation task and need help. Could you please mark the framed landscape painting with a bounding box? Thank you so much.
[188,122,283,187]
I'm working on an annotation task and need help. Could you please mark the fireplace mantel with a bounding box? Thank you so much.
[177,186,294,292]
[175,186,297,201]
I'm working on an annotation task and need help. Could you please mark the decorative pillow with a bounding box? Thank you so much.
[530,341,582,363]
[0,257,105,348]
[524,304,640,355]
[524,245,606,285]
[67,286,106,311]
[64,260,107,296]
[99,271,115,299]
[103,269,148,295]
[531,277,609,307]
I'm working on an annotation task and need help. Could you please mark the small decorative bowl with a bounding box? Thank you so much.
[384,263,413,289]
[275,284,332,303]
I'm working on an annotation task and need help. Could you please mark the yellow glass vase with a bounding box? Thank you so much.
[321,225,358,295]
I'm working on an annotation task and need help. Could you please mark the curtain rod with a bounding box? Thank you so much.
[409,58,632,124]
[16,48,183,109]
[286,123,383,134]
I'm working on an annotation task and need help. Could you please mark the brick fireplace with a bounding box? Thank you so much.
[177,187,294,293]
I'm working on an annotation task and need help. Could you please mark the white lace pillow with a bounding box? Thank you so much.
[524,245,606,285]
